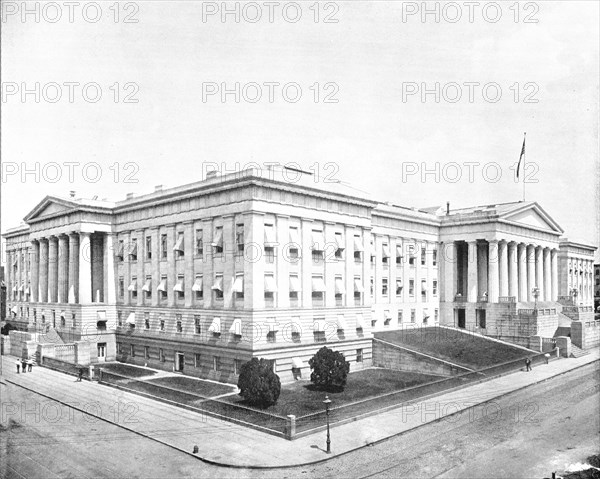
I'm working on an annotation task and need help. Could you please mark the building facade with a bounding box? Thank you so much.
[3,168,597,382]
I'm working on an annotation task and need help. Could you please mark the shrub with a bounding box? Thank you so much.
[237,358,281,408]
[309,346,350,392]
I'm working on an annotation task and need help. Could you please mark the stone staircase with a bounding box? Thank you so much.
[570,345,590,358]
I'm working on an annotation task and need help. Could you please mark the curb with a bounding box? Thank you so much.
[4,356,598,469]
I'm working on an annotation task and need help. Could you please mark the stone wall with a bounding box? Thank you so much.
[571,320,600,349]
[372,339,471,377]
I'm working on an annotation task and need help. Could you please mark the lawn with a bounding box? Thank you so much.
[99,363,158,378]
[147,376,236,398]
[375,327,530,369]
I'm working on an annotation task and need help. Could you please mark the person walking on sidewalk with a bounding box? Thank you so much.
[525,357,532,371]
[27,358,33,372]
[16,360,20,374]
[77,367,84,382]
[21,358,27,373]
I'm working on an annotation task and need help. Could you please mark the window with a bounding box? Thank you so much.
[161,234,168,259]
[432,249,437,266]
[267,331,277,343]
[213,227,224,254]
[370,238,375,264]
[423,311,429,325]
[410,309,416,323]
[60,313,65,328]
[356,349,363,363]
[118,277,124,299]
[213,275,224,300]
[143,276,152,299]
[130,344,135,357]
[398,310,403,323]
[384,311,391,326]
[312,250,324,263]
[174,274,185,300]
[477,309,487,328]
[311,275,325,306]
[264,274,276,303]
[421,280,427,301]
[213,356,221,372]
[433,280,438,296]
[117,311,122,327]
[434,308,439,323]
[158,275,167,300]
[130,277,137,299]
[195,229,203,256]
[159,315,165,331]
[33,309,37,323]
[195,353,201,368]
[145,236,152,260]
[370,277,374,296]
[311,229,324,262]
[408,245,416,266]
[409,279,415,297]
[234,359,242,375]
[130,238,138,261]
[289,274,300,301]
[233,274,244,300]
[117,240,124,261]
[289,227,300,260]
[382,243,390,264]
[354,276,363,304]
[335,276,344,305]
[174,232,184,258]
[334,232,344,259]
[421,246,426,266]
[144,312,150,330]
[265,246,275,264]
[194,315,201,334]
[159,348,165,362]
[176,314,183,333]
[353,235,363,262]
[193,275,203,300]
[382,278,388,296]
[144,346,149,359]
[236,224,244,253]
[396,244,403,265]
[396,279,403,296]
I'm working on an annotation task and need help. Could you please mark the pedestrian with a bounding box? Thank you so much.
[544,353,550,365]
[525,357,532,372]
[16,360,20,374]
[21,358,27,373]
[77,367,84,382]
[27,359,33,372]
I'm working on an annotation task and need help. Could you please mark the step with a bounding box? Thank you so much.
[570,345,590,358]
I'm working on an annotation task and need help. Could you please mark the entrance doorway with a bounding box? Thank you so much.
[97,342,106,362]
[456,309,466,329]
[176,353,185,372]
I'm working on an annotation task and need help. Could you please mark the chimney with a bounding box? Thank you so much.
[126,193,134,200]
[206,171,218,179]
[155,185,163,192]
[446,201,450,215]
[69,190,76,198]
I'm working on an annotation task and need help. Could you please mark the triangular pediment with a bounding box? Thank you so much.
[501,203,563,234]
[37,202,72,217]
[24,196,78,223]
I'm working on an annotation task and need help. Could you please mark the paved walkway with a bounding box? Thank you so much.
[1,352,598,468]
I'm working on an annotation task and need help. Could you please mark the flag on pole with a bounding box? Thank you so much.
[516,133,526,179]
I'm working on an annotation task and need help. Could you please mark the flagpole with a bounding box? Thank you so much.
[522,132,526,202]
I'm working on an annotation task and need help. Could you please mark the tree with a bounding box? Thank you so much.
[237,358,281,408]
[309,346,350,392]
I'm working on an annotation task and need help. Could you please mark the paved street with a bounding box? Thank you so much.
[1,355,598,478]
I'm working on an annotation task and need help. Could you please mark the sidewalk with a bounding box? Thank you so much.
[1,352,598,468]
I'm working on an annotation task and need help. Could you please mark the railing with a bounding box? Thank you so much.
[499,296,516,303]
[477,296,488,303]
[518,308,557,317]
[454,295,467,303]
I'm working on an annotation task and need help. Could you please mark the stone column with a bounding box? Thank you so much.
[467,240,478,303]
[551,249,558,301]
[48,236,59,303]
[184,222,195,308]
[104,233,116,305]
[526,244,535,301]
[78,232,92,304]
[150,227,160,308]
[543,248,551,302]
[57,235,69,303]
[517,243,527,302]
[488,240,499,303]
[68,233,79,303]
[166,224,176,308]
[30,240,40,303]
[498,241,508,297]
[508,242,518,299]
[535,246,543,301]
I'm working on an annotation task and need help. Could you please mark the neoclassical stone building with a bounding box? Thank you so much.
[3,168,596,382]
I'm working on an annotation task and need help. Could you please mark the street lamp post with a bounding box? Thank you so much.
[571,288,579,305]
[323,395,332,453]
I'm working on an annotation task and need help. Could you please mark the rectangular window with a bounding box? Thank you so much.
[193,275,203,301]
[421,246,426,266]
[264,273,276,304]
[289,227,300,260]
[267,331,276,343]
[130,238,138,261]
[370,277,374,297]
[421,280,427,301]
[213,356,221,372]
[477,309,487,329]
[353,234,363,262]
[213,227,224,254]
[130,277,137,299]
[195,353,201,368]
[314,331,326,343]
[161,234,168,259]
[144,276,152,299]
[236,224,244,253]
[159,275,168,300]
[335,275,344,305]
[213,275,224,300]
[175,274,185,300]
[398,310,403,323]
[144,312,150,330]
[233,274,244,300]
[384,310,391,326]
[334,232,344,259]
[118,277,124,299]
[195,229,203,256]
[396,279,403,296]
[159,315,165,331]
[234,359,242,375]
[159,348,165,362]
[409,279,415,297]
[434,308,439,323]
[356,349,363,363]
[382,278,388,296]
[174,232,185,258]
[146,236,152,260]
[144,346,149,359]
[311,275,325,307]
[176,314,183,333]
[117,311,122,327]
[382,243,390,264]
[433,280,438,296]
[265,246,275,264]
[130,344,135,357]
[432,249,437,266]
[410,309,416,323]
[289,274,300,302]
[118,240,124,261]
[194,315,201,334]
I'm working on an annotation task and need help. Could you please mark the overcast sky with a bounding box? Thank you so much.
[1,1,598,260]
